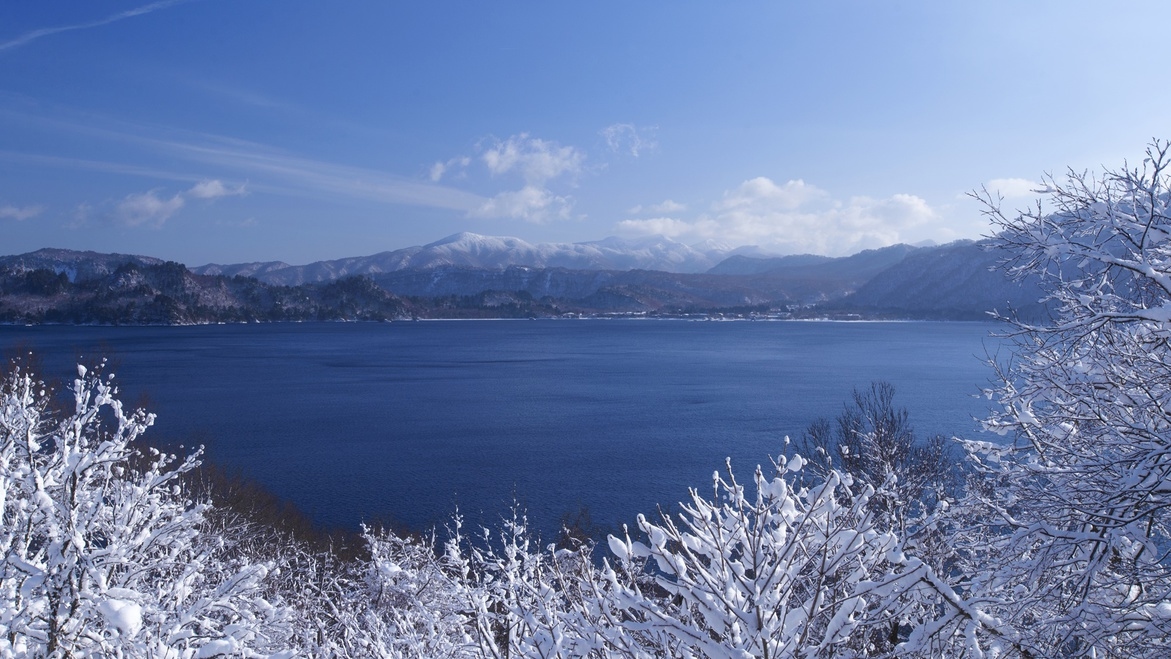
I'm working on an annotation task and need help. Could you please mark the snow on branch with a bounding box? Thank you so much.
[0,360,292,657]
[957,139,1171,657]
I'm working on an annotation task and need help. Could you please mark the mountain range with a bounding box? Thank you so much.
[823,240,1050,320]
[368,242,924,310]
[0,233,1051,323]
[190,233,773,284]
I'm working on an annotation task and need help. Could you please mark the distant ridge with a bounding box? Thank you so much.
[0,248,164,282]
[709,244,920,283]
[707,253,833,276]
[0,237,1038,321]
[0,253,410,324]
[191,232,767,285]
[824,240,1052,321]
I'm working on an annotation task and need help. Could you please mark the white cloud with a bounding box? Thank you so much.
[429,156,471,182]
[600,123,658,157]
[0,204,44,221]
[985,177,1042,199]
[617,176,938,256]
[115,189,185,227]
[715,177,828,212]
[102,179,247,228]
[186,179,247,200]
[470,185,572,223]
[431,133,585,223]
[480,133,584,185]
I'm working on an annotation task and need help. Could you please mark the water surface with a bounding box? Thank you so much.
[0,320,1005,539]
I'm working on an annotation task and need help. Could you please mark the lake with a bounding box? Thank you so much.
[0,320,1006,540]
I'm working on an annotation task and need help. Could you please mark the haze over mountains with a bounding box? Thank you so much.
[0,232,1050,323]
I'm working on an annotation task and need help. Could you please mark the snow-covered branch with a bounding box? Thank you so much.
[955,140,1171,656]
[0,360,293,658]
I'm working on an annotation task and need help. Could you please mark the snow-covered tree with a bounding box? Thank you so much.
[604,455,970,658]
[351,527,473,658]
[443,508,626,658]
[794,383,957,560]
[792,385,961,652]
[373,454,976,658]
[0,360,291,658]
[952,141,1171,656]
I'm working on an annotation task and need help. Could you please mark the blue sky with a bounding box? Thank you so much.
[2,1,1170,266]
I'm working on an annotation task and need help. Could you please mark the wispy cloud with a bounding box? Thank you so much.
[187,178,247,200]
[0,107,488,212]
[600,123,657,157]
[0,204,43,221]
[165,139,486,211]
[185,80,410,143]
[115,189,185,227]
[0,150,207,184]
[0,0,192,53]
[429,156,471,182]
[618,177,938,256]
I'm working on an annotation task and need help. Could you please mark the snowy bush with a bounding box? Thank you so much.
[343,452,974,658]
[440,508,622,658]
[603,455,979,658]
[795,383,957,537]
[350,527,473,657]
[0,360,292,658]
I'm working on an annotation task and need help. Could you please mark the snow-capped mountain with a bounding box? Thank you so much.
[192,232,749,285]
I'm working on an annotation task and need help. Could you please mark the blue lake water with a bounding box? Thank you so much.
[0,320,1006,540]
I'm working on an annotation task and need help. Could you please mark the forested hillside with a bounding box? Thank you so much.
[825,240,1052,320]
[0,259,411,324]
